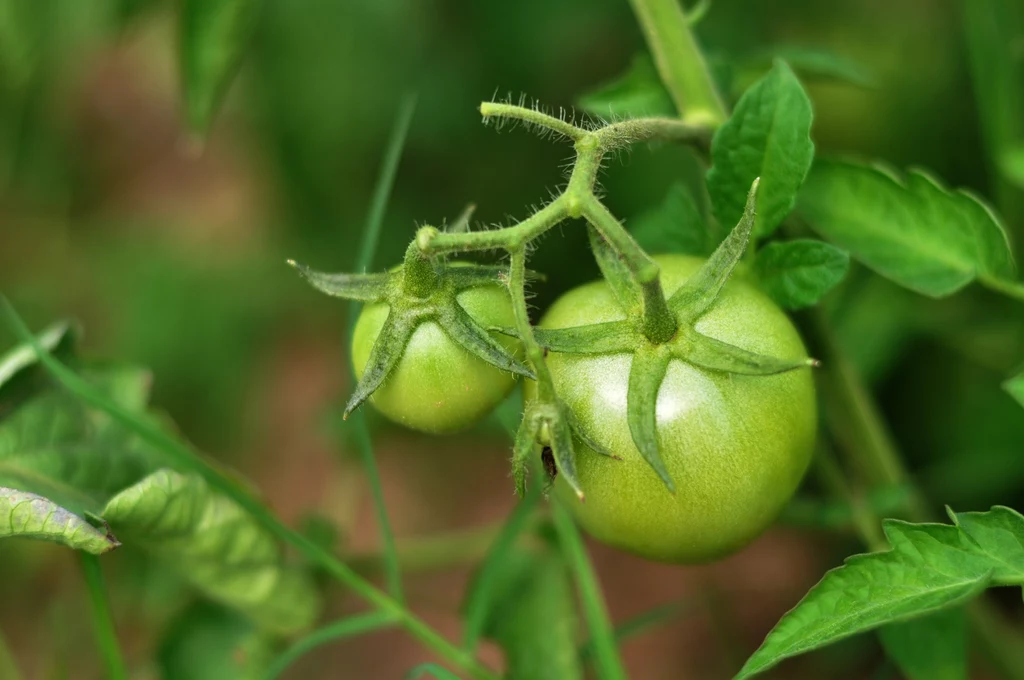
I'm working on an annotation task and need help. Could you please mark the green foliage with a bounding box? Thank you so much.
[707,60,815,238]
[1005,368,1024,409]
[478,545,582,680]
[159,601,273,680]
[577,54,675,120]
[878,608,967,680]
[752,239,850,309]
[0,487,118,553]
[737,506,1024,679]
[102,469,321,636]
[628,182,717,256]
[799,159,1017,297]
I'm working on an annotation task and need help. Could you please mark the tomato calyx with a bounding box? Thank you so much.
[508,181,820,492]
[289,237,534,420]
[512,397,618,501]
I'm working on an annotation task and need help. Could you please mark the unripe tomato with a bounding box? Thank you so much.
[351,282,519,434]
[529,254,816,562]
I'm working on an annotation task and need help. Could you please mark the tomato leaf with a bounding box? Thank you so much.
[478,546,583,680]
[102,469,321,636]
[878,608,967,680]
[1005,368,1024,409]
[180,0,261,135]
[0,319,77,415]
[629,182,718,257]
[707,60,814,239]
[752,239,850,309]
[577,54,675,120]
[798,159,1017,298]
[736,506,1024,679]
[0,487,119,554]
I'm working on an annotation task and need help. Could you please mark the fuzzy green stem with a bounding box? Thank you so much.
[480,101,586,141]
[582,196,678,343]
[79,554,127,680]
[419,199,568,256]
[509,247,557,401]
[627,0,727,126]
[402,240,440,298]
[594,117,712,151]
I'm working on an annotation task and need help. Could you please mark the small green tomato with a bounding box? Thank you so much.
[352,282,519,434]
[528,254,816,563]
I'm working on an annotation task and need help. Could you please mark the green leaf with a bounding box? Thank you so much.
[1005,368,1024,409]
[746,46,875,88]
[629,182,717,257]
[736,507,1024,679]
[752,239,850,309]
[577,54,675,120]
[0,486,119,554]
[878,608,966,680]
[798,159,1017,298]
[180,0,261,135]
[479,546,583,680]
[0,319,76,414]
[707,60,814,239]
[159,600,272,680]
[102,469,321,635]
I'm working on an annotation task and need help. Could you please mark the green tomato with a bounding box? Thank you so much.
[352,282,519,434]
[529,254,816,563]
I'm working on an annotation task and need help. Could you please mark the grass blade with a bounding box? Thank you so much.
[79,554,127,680]
[263,611,396,679]
[348,92,418,603]
[551,502,627,680]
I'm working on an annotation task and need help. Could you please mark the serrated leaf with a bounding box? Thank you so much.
[737,507,1024,679]
[103,469,321,635]
[798,159,1017,297]
[180,0,260,135]
[629,182,717,257]
[1005,368,1024,409]
[707,60,814,239]
[0,486,119,554]
[752,239,850,309]
[878,608,966,680]
[577,53,675,120]
[159,600,272,680]
[479,547,582,680]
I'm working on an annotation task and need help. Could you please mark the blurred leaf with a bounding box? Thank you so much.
[878,608,966,680]
[180,0,261,134]
[743,46,875,88]
[102,468,321,635]
[479,546,582,680]
[799,159,1017,297]
[736,506,1024,679]
[1005,368,1024,408]
[0,486,118,554]
[406,663,462,680]
[577,54,675,120]
[0,0,38,93]
[629,182,716,256]
[159,600,272,680]
[1002,146,1024,190]
[753,239,849,309]
[0,319,76,416]
[707,60,814,239]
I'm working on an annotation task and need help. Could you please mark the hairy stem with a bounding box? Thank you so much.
[509,247,557,401]
[419,198,568,255]
[627,0,727,126]
[582,196,678,343]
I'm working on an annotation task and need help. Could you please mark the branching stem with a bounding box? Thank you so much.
[509,247,556,401]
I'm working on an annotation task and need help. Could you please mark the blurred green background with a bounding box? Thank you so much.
[1,0,1022,678]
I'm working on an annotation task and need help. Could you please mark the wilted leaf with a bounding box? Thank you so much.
[0,486,118,554]
[752,239,849,309]
[799,159,1016,298]
[707,60,814,238]
[737,506,1024,679]
[103,469,320,635]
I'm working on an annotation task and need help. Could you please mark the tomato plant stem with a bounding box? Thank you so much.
[79,553,127,680]
[509,247,557,401]
[627,0,727,126]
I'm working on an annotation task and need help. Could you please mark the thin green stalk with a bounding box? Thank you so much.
[551,502,627,680]
[578,599,694,664]
[263,611,396,680]
[0,626,24,680]
[462,480,543,653]
[627,0,727,126]
[79,554,126,680]
[508,247,557,400]
[0,300,498,680]
[980,275,1024,303]
[347,92,418,604]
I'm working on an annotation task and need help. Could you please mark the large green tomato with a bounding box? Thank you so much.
[352,282,519,434]
[529,254,816,563]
